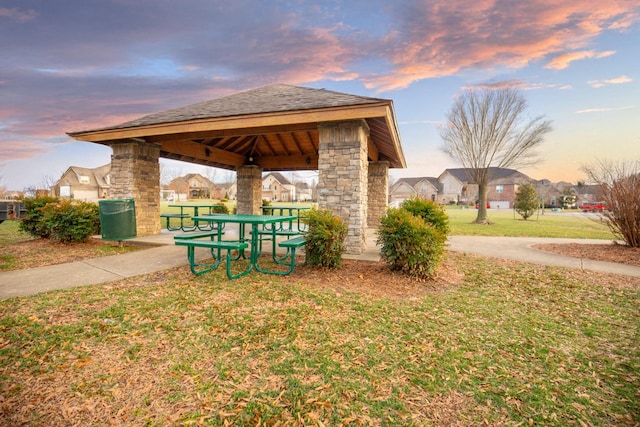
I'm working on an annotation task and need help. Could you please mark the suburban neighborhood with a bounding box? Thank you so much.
[38,163,602,211]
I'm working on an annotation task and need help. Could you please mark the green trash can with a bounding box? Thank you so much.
[98,199,137,241]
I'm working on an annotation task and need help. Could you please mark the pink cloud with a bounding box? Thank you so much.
[588,75,633,88]
[363,0,639,91]
[545,50,615,70]
[0,7,37,23]
[0,140,50,162]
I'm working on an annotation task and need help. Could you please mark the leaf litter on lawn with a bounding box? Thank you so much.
[1,252,638,426]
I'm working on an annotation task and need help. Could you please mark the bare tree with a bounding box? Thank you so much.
[440,88,552,223]
[582,159,640,248]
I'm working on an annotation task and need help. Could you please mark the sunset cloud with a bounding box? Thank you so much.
[0,7,37,23]
[545,50,616,70]
[576,106,635,114]
[588,75,633,88]
[363,1,637,90]
[0,0,638,170]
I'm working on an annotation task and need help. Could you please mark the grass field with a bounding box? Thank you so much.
[446,208,615,239]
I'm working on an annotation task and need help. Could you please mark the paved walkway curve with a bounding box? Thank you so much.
[447,236,640,278]
[0,235,638,299]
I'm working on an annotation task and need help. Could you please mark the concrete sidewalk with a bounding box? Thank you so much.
[1,232,638,299]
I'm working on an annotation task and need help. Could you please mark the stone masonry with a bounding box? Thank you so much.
[318,120,369,254]
[367,161,389,228]
[236,165,264,214]
[109,141,161,236]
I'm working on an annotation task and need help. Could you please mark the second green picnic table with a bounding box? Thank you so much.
[163,203,225,231]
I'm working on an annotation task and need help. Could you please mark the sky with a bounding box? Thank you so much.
[1,0,639,191]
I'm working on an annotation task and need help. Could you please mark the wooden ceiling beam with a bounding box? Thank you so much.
[367,135,379,162]
[160,140,246,167]
[256,153,319,170]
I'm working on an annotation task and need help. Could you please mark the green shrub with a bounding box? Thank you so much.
[302,208,347,269]
[40,199,100,242]
[377,208,446,279]
[400,197,450,234]
[19,196,59,238]
[211,204,230,214]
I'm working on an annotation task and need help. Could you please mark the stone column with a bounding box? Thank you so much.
[317,120,369,254]
[109,141,161,236]
[368,161,389,227]
[236,165,263,214]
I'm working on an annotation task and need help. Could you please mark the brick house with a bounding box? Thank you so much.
[168,174,215,199]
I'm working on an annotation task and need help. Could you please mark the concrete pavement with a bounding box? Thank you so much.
[1,231,638,299]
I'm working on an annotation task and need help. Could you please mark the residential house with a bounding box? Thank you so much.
[485,169,533,208]
[389,168,535,208]
[295,182,314,201]
[573,183,603,208]
[389,177,441,205]
[168,174,215,199]
[262,172,296,202]
[437,169,479,206]
[52,164,111,201]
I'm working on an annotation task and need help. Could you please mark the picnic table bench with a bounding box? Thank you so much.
[276,235,306,275]
[160,213,190,231]
[174,232,250,279]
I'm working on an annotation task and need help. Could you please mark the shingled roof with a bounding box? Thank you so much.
[68,84,406,171]
[93,85,389,131]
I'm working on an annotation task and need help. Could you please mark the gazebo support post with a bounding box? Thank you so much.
[109,140,161,236]
[318,120,369,255]
[236,165,264,215]
[368,161,389,228]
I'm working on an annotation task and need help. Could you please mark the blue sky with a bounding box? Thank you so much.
[1,0,638,190]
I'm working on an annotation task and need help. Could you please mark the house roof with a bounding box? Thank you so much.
[263,172,292,186]
[169,173,214,187]
[395,177,441,191]
[68,84,406,171]
[57,164,110,187]
[441,167,524,184]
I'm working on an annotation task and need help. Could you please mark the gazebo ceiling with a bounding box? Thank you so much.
[68,84,406,171]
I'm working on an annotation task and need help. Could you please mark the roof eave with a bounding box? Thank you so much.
[67,103,393,143]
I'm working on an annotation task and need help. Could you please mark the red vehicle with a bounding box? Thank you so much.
[581,202,610,212]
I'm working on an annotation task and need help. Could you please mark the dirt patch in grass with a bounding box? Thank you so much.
[291,257,465,300]
[534,242,640,267]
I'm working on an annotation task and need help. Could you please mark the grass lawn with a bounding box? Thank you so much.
[447,208,616,239]
[1,253,638,425]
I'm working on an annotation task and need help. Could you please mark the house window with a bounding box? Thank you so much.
[79,175,90,184]
[496,185,504,193]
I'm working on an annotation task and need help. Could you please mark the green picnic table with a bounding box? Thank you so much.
[186,214,305,278]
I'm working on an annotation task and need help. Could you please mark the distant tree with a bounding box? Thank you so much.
[440,88,552,224]
[559,187,576,209]
[514,182,538,220]
[582,159,640,248]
